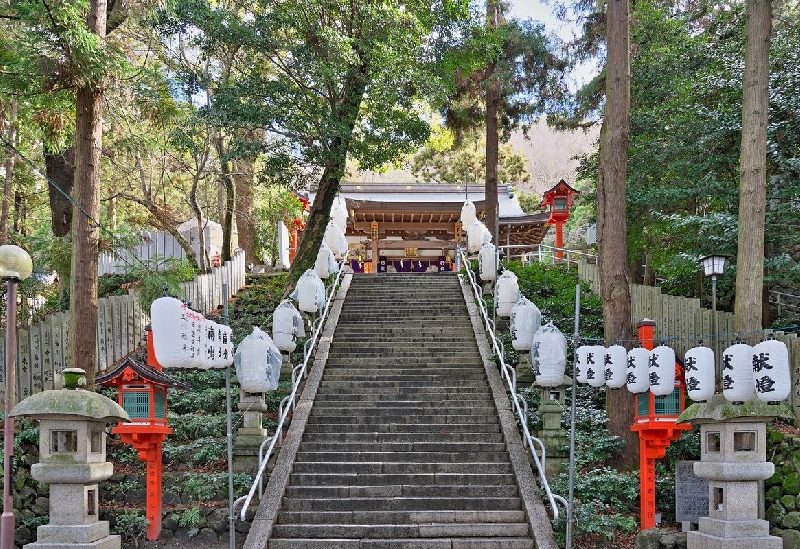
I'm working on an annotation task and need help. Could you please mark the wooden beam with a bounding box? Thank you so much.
[377,239,457,249]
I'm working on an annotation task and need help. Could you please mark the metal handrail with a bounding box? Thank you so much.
[233,257,350,521]
[499,244,597,267]
[459,247,568,522]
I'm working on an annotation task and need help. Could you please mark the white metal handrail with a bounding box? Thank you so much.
[233,257,349,521]
[499,244,597,267]
[459,247,568,522]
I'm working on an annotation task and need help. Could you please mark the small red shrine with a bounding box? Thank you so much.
[96,330,189,541]
[629,320,691,530]
[539,179,579,260]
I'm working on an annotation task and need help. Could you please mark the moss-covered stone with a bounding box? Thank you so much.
[767,503,787,524]
[778,528,800,549]
[768,485,785,501]
[767,470,784,488]
[786,473,800,496]
[783,511,800,529]
[678,394,794,425]
[782,495,797,510]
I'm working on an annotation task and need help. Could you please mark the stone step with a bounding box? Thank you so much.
[304,415,498,426]
[325,350,481,359]
[270,522,530,539]
[297,442,507,454]
[322,362,482,370]
[310,406,494,418]
[314,386,489,396]
[283,484,520,499]
[276,509,525,525]
[312,400,493,410]
[287,473,518,487]
[302,423,501,434]
[291,462,513,475]
[279,497,523,512]
[294,451,509,463]
[268,537,535,549]
[319,380,489,389]
[302,432,502,443]
[313,392,492,402]
[319,372,487,382]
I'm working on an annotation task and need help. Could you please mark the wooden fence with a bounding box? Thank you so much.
[98,231,188,276]
[0,249,246,408]
[577,261,800,421]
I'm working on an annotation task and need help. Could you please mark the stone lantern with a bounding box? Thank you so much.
[678,394,793,549]
[534,375,571,480]
[9,368,130,549]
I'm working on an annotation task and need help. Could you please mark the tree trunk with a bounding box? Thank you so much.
[234,156,256,264]
[1,96,17,244]
[734,0,771,340]
[68,0,106,389]
[484,0,501,244]
[598,0,636,470]
[45,146,76,237]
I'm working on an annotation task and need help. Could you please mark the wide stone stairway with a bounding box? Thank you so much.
[248,272,553,549]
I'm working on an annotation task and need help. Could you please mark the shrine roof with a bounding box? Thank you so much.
[96,357,191,390]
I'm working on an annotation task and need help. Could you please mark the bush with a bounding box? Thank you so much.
[112,509,149,545]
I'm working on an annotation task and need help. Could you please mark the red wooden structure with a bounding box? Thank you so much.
[629,320,691,530]
[539,179,579,259]
[96,329,189,541]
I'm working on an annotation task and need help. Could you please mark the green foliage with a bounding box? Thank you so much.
[170,507,201,530]
[167,411,228,442]
[121,255,199,309]
[111,509,149,543]
[163,435,227,467]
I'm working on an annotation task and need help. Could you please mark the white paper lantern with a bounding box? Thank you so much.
[467,220,492,253]
[532,322,567,386]
[479,242,498,281]
[684,346,715,402]
[185,308,206,369]
[510,297,541,351]
[273,299,303,353]
[218,324,234,368]
[201,319,217,369]
[495,271,520,317]
[604,345,627,389]
[234,327,282,393]
[330,195,349,232]
[314,242,338,279]
[461,199,477,226]
[626,346,650,393]
[574,346,589,384]
[753,339,791,404]
[296,269,326,313]
[721,342,755,404]
[323,220,348,259]
[585,344,606,388]
[648,345,676,396]
[150,296,188,368]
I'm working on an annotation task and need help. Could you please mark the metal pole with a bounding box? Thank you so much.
[223,281,235,549]
[1,279,19,549]
[712,274,718,380]
[566,283,580,549]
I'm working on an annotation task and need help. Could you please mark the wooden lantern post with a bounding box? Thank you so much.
[539,179,579,260]
[96,328,189,541]
[630,320,692,530]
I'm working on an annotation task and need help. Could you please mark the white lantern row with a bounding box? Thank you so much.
[683,345,715,402]
[626,347,650,393]
[323,220,348,259]
[510,297,541,351]
[151,296,233,369]
[532,322,567,387]
[330,195,349,232]
[495,270,519,317]
[467,220,492,253]
[295,269,326,313]
[479,242,497,281]
[460,199,477,227]
[604,345,627,389]
[234,326,283,393]
[753,339,791,404]
[314,242,338,279]
[272,299,305,353]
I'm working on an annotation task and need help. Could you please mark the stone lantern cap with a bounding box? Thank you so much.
[677,393,793,425]
[9,386,130,423]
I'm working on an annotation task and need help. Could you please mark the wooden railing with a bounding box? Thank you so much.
[0,249,246,408]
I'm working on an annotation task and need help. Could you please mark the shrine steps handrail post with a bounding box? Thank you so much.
[233,255,350,522]
[459,246,568,522]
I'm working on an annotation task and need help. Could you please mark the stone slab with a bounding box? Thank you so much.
[36,522,110,543]
[676,461,709,523]
[687,531,781,549]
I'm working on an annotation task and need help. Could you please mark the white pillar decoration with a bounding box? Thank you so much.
[721,342,756,404]
[330,195,349,232]
[684,345,715,402]
[753,339,791,404]
[626,346,650,393]
[603,345,627,389]
[648,345,676,396]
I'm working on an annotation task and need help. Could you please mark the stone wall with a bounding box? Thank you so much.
[765,430,800,547]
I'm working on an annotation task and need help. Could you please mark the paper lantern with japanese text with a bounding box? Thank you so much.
[218,324,234,367]
[314,242,338,279]
[648,345,676,396]
[532,322,567,386]
[721,342,755,404]
[495,270,520,317]
[296,269,326,313]
[479,242,498,281]
[684,346,715,402]
[323,220,348,259]
[467,220,492,253]
[604,345,627,389]
[273,300,304,353]
[461,199,477,226]
[150,296,189,368]
[234,327,282,393]
[626,347,650,393]
[574,346,589,384]
[753,339,790,404]
[510,297,541,351]
[584,345,607,388]
[201,319,217,369]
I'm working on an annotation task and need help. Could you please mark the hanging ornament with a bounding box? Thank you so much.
[721,341,756,404]
[495,270,520,317]
[753,338,790,404]
[626,346,650,393]
[479,242,498,281]
[510,297,541,351]
[584,344,607,388]
[604,345,627,389]
[150,296,188,368]
[684,345,715,402]
[648,345,676,396]
[532,322,567,387]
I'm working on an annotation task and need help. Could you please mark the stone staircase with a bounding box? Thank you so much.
[246,272,555,549]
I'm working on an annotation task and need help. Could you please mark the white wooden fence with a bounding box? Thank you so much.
[98,231,188,276]
[0,249,246,408]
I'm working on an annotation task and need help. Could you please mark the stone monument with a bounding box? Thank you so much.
[678,394,792,549]
[534,375,570,480]
[9,368,130,549]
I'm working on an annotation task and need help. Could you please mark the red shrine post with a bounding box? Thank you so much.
[539,179,579,260]
[96,329,189,541]
[630,320,691,530]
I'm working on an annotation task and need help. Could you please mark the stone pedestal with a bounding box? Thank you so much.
[534,376,570,481]
[233,391,271,474]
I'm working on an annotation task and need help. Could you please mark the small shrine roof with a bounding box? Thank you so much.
[96,357,191,391]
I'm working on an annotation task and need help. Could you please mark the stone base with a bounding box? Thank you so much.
[233,438,269,475]
[35,522,111,544]
[687,531,781,549]
[24,534,120,549]
[688,518,781,549]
